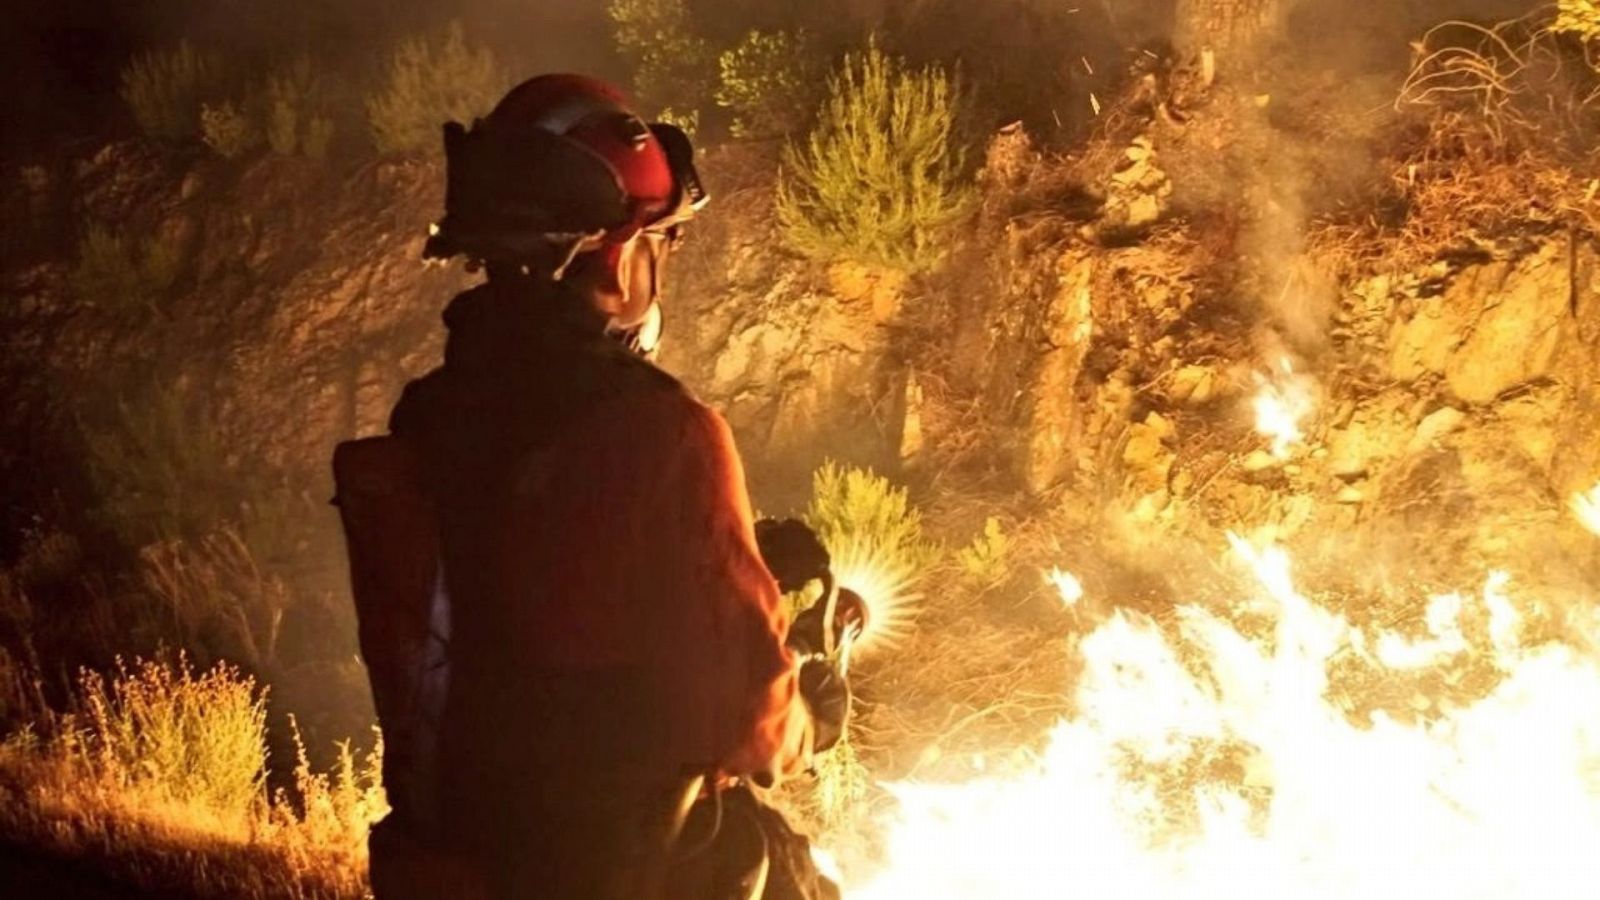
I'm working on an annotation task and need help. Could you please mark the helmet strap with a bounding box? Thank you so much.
[550,230,606,282]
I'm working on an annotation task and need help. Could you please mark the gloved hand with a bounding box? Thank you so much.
[787,588,869,659]
[754,518,830,594]
[798,658,851,754]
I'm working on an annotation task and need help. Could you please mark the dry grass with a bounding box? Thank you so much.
[139,529,289,672]
[1397,16,1600,149]
[0,656,383,898]
[0,749,370,899]
[1316,14,1600,274]
[60,656,269,821]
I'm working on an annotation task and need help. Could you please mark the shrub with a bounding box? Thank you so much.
[717,30,823,140]
[120,41,223,141]
[81,381,238,547]
[63,656,268,821]
[366,21,506,155]
[138,529,290,671]
[268,718,387,858]
[0,579,44,730]
[70,224,183,316]
[655,106,701,137]
[955,516,1010,586]
[805,462,939,575]
[608,0,717,118]
[803,729,871,835]
[264,56,337,159]
[777,40,972,273]
[200,101,261,159]
[1555,0,1600,41]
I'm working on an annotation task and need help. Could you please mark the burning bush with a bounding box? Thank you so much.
[366,21,506,155]
[777,40,971,273]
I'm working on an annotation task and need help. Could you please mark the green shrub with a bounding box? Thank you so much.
[655,106,701,137]
[608,0,717,118]
[805,729,870,835]
[1556,0,1600,40]
[805,462,938,573]
[264,57,337,159]
[120,41,223,141]
[80,373,319,585]
[955,516,1010,586]
[63,656,267,821]
[366,21,506,155]
[200,101,261,159]
[70,224,182,316]
[81,382,238,547]
[777,40,972,273]
[301,116,336,160]
[717,30,823,140]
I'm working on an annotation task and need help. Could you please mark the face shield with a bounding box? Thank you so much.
[600,124,705,357]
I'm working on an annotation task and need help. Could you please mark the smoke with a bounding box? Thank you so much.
[1146,0,1546,364]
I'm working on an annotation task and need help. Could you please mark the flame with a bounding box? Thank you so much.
[811,845,844,885]
[1252,358,1315,459]
[1045,567,1084,607]
[841,537,1600,899]
[1572,481,1600,537]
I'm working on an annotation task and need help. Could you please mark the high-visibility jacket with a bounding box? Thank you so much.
[335,282,812,846]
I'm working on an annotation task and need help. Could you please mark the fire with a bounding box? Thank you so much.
[840,537,1600,899]
[1044,567,1084,607]
[1572,481,1600,537]
[1252,358,1315,459]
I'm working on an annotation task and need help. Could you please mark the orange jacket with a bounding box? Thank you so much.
[484,383,814,778]
[338,284,811,821]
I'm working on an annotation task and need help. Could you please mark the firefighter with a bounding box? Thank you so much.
[333,75,849,900]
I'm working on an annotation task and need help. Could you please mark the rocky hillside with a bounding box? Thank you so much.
[5,51,1600,760]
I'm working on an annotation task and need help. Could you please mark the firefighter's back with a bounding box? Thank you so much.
[387,279,734,898]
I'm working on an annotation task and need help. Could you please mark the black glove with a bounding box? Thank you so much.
[798,658,851,754]
[754,518,831,594]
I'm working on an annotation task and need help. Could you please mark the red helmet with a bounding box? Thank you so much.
[424,74,707,269]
